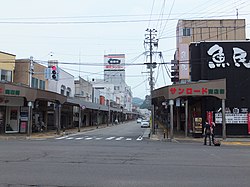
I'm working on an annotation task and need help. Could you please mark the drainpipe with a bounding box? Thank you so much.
[169,99,174,140]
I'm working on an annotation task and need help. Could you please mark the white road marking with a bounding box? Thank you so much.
[56,136,68,140]
[136,136,143,141]
[55,136,143,142]
[106,137,115,140]
[75,137,84,140]
[115,137,124,141]
[95,137,103,140]
[85,137,93,140]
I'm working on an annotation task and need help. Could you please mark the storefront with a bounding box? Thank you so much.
[152,79,227,139]
[190,41,250,136]
[0,96,24,133]
[0,82,67,134]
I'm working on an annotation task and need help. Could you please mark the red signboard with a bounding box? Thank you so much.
[248,113,250,134]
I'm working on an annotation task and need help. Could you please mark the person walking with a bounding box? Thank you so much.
[203,120,212,146]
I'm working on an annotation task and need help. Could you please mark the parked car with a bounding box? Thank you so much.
[141,120,150,128]
[137,118,142,123]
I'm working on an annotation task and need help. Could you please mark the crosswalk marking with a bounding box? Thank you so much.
[95,137,103,140]
[106,137,115,140]
[85,137,93,140]
[55,136,143,141]
[136,136,143,141]
[75,137,84,140]
[115,137,124,140]
[56,136,67,140]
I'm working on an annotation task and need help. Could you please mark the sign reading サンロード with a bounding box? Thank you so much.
[152,79,226,100]
[169,87,225,96]
[167,79,226,100]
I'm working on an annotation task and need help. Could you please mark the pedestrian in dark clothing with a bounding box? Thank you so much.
[204,121,211,146]
[211,122,216,144]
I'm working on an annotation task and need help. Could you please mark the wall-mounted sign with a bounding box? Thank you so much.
[215,113,247,124]
[5,89,20,96]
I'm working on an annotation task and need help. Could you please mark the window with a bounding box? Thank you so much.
[183,28,191,36]
[66,87,71,97]
[61,85,66,95]
[114,86,120,90]
[39,80,45,90]
[0,69,12,82]
[31,77,38,88]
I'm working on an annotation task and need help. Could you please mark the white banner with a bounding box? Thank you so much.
[215,113,247,124]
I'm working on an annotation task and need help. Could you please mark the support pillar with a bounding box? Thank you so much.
[56,103,61,135]
[176,107,180,131]
[222,99,226,140]
[169,100,174,140]
[185,100,188,137]
[27,101,33,137]
[78,106,81,132]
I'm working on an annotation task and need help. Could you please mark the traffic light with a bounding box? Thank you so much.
[51,65,59,81]
[171,70,179,83]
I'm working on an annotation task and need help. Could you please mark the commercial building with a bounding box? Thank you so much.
[0,53,137,135]
[173,19,246,83]
[152,19,250,139]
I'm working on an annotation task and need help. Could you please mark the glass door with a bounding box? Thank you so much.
[6,106,19,133]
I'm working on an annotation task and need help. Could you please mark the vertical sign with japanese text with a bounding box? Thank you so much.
[179,44,189,80]
[248,113,250,134]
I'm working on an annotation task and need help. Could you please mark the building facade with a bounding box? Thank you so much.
[0,51,16,82]
[190,41,250,135]
[74,77,93,102]
[103,54,132,112]
[172,19,246,83]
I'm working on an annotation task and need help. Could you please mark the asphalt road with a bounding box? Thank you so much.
[0,121,250,187]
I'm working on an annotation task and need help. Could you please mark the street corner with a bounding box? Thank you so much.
[221,141,250,146]
[28,132,60,140]
[150,134,161,141]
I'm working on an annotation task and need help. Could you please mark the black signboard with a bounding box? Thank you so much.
[190,41,250,109]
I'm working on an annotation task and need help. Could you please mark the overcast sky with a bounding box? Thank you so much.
[1,0,250,99]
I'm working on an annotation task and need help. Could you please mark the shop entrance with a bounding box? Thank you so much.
[6,106,20,133]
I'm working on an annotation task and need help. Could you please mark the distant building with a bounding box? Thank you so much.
[0,51,16,82]
[103,54,133,111]
[14,58,47,90]
[74,77,92,102]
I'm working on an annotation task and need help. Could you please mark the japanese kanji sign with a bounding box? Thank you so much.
[152,79,226,100]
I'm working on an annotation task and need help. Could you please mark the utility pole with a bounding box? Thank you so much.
[144,28,158,135]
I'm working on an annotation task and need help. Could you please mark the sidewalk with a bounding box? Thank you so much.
[0,123,110,140]
[149,127,250,146]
